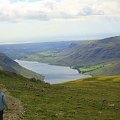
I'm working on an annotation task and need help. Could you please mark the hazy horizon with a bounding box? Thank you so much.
[0,34,120,45]
[0,0,120,43]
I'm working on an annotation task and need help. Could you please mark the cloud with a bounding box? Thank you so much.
[0,0,120,22]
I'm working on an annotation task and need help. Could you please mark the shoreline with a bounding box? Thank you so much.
[16,59,91,84]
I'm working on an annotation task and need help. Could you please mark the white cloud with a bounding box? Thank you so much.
[0,0,120,22]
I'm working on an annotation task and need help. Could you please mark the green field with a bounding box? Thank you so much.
[0,70,120,120]
[22,50,58,63]
[79,63,112,74]
[72,61,120,76]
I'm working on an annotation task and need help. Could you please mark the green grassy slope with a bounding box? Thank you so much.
[73,61,120,76]
[0,53,43,80]
[0,70,120,120]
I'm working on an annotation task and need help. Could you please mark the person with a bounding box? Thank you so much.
[0,91,8,120]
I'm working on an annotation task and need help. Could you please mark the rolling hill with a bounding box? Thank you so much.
[0,70,120,119]
[0,36,120,66]
[54,36,120,66]
[0,36,119,119]
[0,36,120,76]
[0,41,73,59]
[37,36,120,76]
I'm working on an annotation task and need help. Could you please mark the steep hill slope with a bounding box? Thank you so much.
[0,70,120,120]
[43,36,120,76]
[0,53,43,80]
[55,36,120,66]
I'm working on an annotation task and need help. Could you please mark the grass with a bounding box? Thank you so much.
[73,61,120,76]
[13,65,44,80]
[21,50,59,63]
[79,63,112,74]
[0,70,120,120]
[0,84,24,119]
[38,51,57,57]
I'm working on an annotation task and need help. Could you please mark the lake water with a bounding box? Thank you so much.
[16,60,90,84]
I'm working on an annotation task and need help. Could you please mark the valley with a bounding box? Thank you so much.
[16,60,90,84]
[0,1,120,119]
[1,36,119,76]
[0,36,120,119]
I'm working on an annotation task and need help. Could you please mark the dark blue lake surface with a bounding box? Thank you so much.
[16,60,90,84]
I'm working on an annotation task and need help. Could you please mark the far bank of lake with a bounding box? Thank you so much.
[16,60,90,84]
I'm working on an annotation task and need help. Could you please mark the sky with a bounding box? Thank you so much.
[0,0,120,43]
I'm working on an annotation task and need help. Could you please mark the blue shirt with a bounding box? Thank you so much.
[0,92,8,111]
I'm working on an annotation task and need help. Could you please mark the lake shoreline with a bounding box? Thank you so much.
[16,59,91,84]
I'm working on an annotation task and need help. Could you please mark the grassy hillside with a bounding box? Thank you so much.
[0,36,120,76]
[9,36,120,76]
[73,61,120,76]
[53,36,120,66]
[0,53,43,80]
[23,36,120,76]
[0,70,120,120]
[0,41,72,59]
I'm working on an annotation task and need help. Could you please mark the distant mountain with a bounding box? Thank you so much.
[0,36,120,76]
[0,53,43,80]
[0,41,73,59]
[54,36,120,66]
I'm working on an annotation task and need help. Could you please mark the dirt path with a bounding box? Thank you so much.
[0,84,24,120]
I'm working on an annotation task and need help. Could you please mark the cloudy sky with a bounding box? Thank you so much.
[0,0,120,43]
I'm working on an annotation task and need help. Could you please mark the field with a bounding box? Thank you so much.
[79,63,112,74]
[72,61,120,76]
[0,70,120,120]
[21,51,58,63]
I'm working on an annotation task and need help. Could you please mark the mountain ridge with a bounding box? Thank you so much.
[55,36,120,66]
[0,36,120,76]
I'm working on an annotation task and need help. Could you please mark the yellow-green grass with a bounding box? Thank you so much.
[0,70,120,120]
[79,63,112,73]
[38,51,56,57]
[77,62,120,76]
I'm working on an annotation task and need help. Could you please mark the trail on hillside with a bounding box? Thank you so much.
[0,84,24,120]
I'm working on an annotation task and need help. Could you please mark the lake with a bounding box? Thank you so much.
[16,60,90,84]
